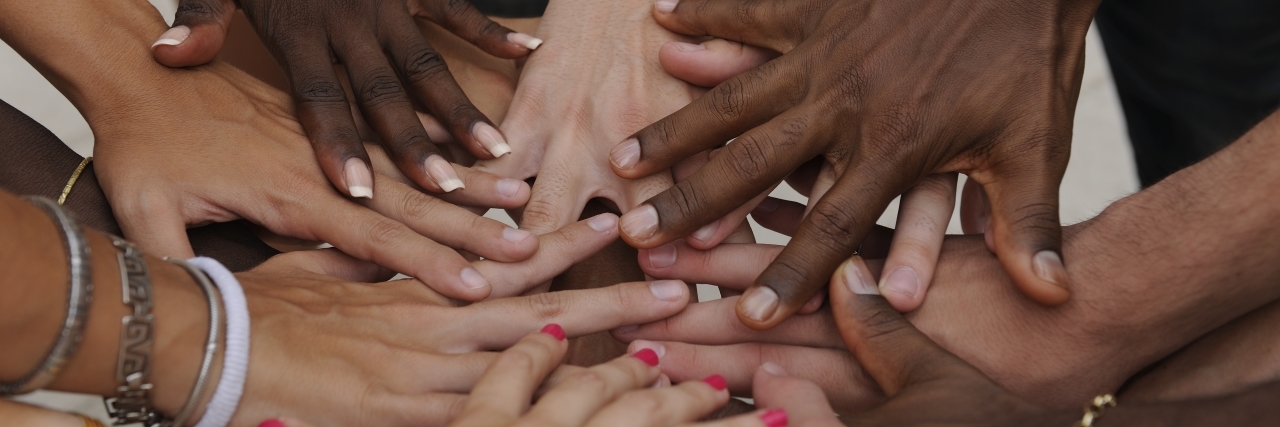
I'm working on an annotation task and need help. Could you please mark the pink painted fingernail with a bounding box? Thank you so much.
[739,286,779,322]
[588,213,618,232]
[620,205,659,240]
[460,267,489,290]
[425,155,464,192]
[761,409,789,427]
[670,41,705,52]
[837,257,878,295]
[507,32,543,50]
[496,179,523,198]
[691,220,719,243]
[703,374,727,391]
[611,138,641,170]
[541,324,566,341]
[152,25,190,47]
[655,0,678,13]
[343,158,373,199]
[472,122,512,157]
[632,348,660,366]
[647,244,677,269]
[503,227,532,244]
[880,267,919,299]
[257,420,285,427]
[1033,250,1068,288]
[649,280,685,301]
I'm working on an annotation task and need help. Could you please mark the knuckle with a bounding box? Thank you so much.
[663,181,706,223]
[399,190,441,220]
[709,79,748,125]
[296,78,346,104]
[806,202,861,252]
[358,73,409,108]
[617,390,665,414]
[564,370,610,394]
[523,292,571,322]
[364,219,407,249]
[402,48,450,85]
[854,302,914,344]
[494,348,536,372]
[175,0,223,21]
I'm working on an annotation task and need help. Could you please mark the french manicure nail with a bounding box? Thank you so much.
[257,420,285,427]
[649,280,685,301]
[655,0,678,13]
[691,220,719,243]
[632,348,660,366]
[507,32,543,50]
[881,267,920,299]
[620,205,659,240]
[503,227,532,244]
[611,138,641,170]
[761,362,787,376]
[541,324,566,341]
[740,287,779,322]
[647,244,677,269]
[1033,250,1068,288]
[425,155,465,192]
[460,267,489,290]
[838,257,878,295]
[344,158,373,199]
[761,409,789,427]
[671,41,705,52]
[496,179,523,198]
[472,122,512,157]
[703,374,727,391]
[151,25,190,48]
[588,213,618,232]
[631,340,666,358]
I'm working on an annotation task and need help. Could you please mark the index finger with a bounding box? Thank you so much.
[452,326,568,427]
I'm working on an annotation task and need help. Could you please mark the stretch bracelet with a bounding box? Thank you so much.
[1,196,92,395]
[188,257,249,427]
[164,259,223,427]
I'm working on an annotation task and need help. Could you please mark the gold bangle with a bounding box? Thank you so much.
[1076,394,1116,427]
[78,414,106,427]
[57,157,93,206]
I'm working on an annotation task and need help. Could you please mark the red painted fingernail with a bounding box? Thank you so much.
[257,420,286,427]
[703,374,727,391]
[540,324,566,341]
[760,409,788,427]
[632,348,660,366]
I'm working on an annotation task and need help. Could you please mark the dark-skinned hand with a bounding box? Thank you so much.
[152,0,543,199]
[613,0,1098,329]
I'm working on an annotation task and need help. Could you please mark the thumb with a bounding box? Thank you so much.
[152,0,236,68]
[658,38,778,88]
[981,167,1071,306]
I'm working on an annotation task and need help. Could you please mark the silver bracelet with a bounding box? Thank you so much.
[0,196,93,395]
[163,258,223,427]
[102,236,161,426]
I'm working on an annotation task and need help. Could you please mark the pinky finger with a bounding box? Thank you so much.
[684,409,786,427]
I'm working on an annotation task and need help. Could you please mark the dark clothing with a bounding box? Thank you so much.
[470,0,548,18]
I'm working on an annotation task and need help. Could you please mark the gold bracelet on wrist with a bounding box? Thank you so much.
[57,157,92,206]
[1076,394,1116,427]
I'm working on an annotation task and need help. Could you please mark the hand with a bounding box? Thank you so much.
[153,0,543,198]
[614,0,1099,328]
[213,250,695,426]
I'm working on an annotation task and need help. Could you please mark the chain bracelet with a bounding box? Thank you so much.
[1076,394,1116,427]
[102,237,163,426]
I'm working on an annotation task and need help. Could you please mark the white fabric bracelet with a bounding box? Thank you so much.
[188,257,250,427]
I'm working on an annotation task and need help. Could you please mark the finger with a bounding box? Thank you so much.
[750,364,837,426]
[413,0,540,58]
[612,296,843,349]
[458,280,692,351]
[517,167,588,235]
[619,108,818,248]
[685,183,779,250]
[739,170,905,329]
[254,248,391,282]
[829,256,975,396]
[366,178,537,262]
[659,38,778,88]
[521,352,662,427]
[610,56,801,180]
[284,42,376,199]
[583,376,730,427]
[430,165,531,209]
[475,213,619,297]
[384,16,512,163]
[651,0,816,53]
[112,194,196,258]
[959,176,989,234]
[981,163,1071,305]
[640,243,782,290]
[878,173,956,312]
[453,327,568,426]
[685,411,773,427]
[151,0,235,67]
[377,393,468,427]
[750,197,806,237]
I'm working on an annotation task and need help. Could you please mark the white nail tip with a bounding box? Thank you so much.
[349,185,373,199]
[151,38,184,47]
[438,178,465,193]
[490,143,512,157]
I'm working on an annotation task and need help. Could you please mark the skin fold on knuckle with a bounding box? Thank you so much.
[402,47,451,86]
[523,291,572,323]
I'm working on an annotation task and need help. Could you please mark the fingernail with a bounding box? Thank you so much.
[631,340,666,358]
[671,41,705,52]
[503,227,533,244]
[649,280,685,301]
[620,205,659,240]
[344,158,373,199]
[647,244,677,269]
[472,122,512,157]
[761,409,789,427]
[507,32,543,50]
[880,267,920,299]
[614,324,640,335]
[655,0,678,13]
[740,287,779,322]
[653,373,672,388]
[257,420,285,427]
[460,267,489,290]
[611,138,641,170]
[632,348,660,366]
[837,257,878,295]
[540,324,566,341]
[1033,250,1068,288]
[588,213,618,232]
[151,25,190,47]
[496,179,523,198]
[425,155,465,192]
[703,374,727,391]
[761,362,787,376]
[691,220,719,243]
[755,197,780,213]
